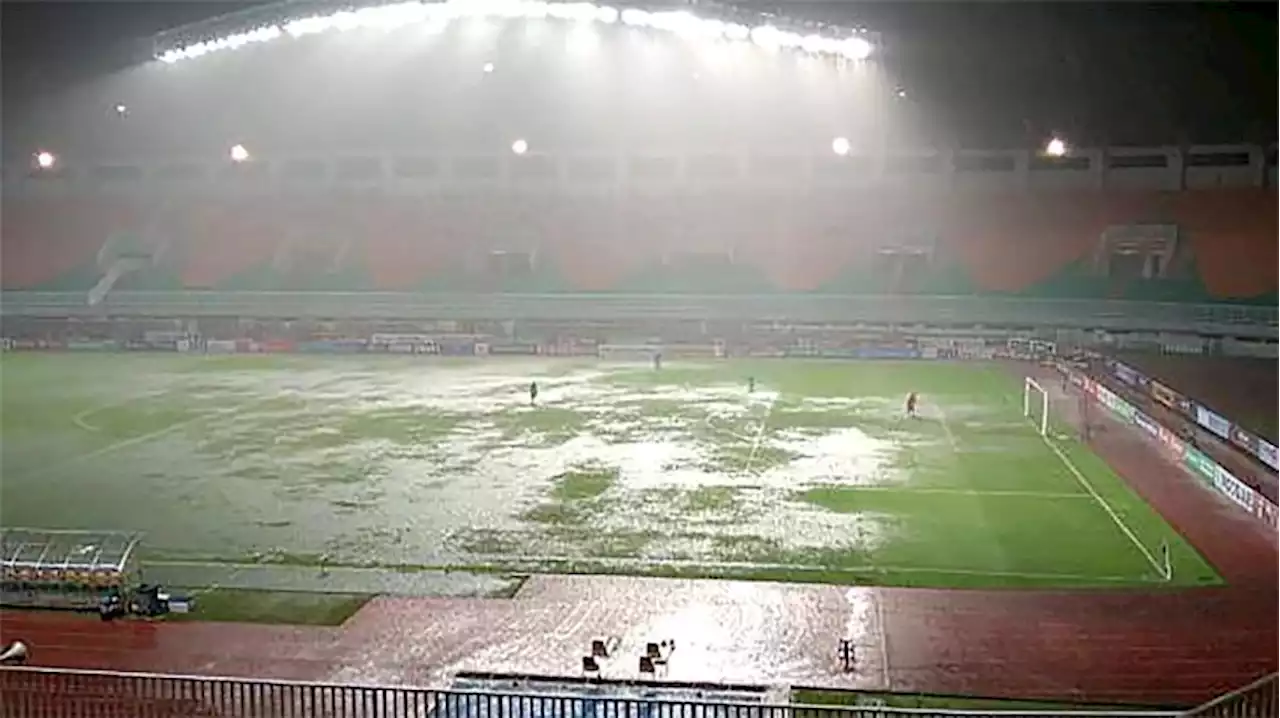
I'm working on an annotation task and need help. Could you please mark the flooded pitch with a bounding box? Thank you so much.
[0,354,1217,589]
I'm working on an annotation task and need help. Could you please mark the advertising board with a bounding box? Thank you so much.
[487,343,540,356]
[1183,448,1218,485]
[1149,381,1181,411]
[1211,465,1256,513]
[66,340,119,351]
[1156,425,1186,461]
[1112,361,1142,387]
[259,340,296,353]
[206,340,238,354]
[1133,411,1160,439]
[1193,405,1232,441]
[1228,425,1258,455]
[438,342,475,357]
[1258,440,1279,472]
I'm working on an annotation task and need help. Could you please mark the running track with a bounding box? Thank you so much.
[1,366,1275,708]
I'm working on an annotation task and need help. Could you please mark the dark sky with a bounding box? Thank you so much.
[2,0,1276,147]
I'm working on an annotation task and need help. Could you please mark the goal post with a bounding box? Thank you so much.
[1023,377,1049,436]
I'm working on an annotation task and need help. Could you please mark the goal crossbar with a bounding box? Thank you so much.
[1023,377,1049,436]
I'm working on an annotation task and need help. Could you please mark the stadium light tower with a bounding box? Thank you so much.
[831,137,852,156]
[511,139,529,155]
[34,150,57,170]
[229,144,251,162]
[1044,137,1068,157]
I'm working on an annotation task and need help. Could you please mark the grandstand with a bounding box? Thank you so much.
[0,1,1277,716]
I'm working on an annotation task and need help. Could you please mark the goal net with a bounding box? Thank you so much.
[1023,377,1050,436]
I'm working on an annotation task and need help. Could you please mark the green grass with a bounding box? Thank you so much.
[0,353,1221,591]
[169,588,371,625]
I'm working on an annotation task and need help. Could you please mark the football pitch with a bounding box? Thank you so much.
[0,353,1220,590]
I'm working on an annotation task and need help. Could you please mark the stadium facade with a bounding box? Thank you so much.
[1,0,1276,349]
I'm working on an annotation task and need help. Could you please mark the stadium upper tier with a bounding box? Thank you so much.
[2,150,1276,303]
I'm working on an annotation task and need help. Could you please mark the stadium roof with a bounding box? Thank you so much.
[151,0,877,65]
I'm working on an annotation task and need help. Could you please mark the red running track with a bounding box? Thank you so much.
[0,365,1275,709]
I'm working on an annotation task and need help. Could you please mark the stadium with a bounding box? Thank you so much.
[0,1,1276,716]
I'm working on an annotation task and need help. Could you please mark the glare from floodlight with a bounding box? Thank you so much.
[840,37,873,61]
[114,103,128,116]
[34,151,56,170]
[482,62,495,73]
[832,137,852,156]
[229,144,251,162]
[895,88,907,99]
[1044,137,1068,157]
[511,139,529,155]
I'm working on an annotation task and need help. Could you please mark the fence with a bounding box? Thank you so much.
[1183,673,1278,718]
[0,666,1188,718]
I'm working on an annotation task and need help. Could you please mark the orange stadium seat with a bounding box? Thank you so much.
[0,197,143,290]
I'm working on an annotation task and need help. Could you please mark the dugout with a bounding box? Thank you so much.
[0,528,144,610]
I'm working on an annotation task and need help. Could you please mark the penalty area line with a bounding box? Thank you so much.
[1038,432,1166,579]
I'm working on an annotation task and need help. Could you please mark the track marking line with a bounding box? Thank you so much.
[741,392,778,475]
[1038,427,1166,578]
[874,593,891,690]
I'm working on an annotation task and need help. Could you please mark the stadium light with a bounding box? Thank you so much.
[482,61,495,73]
[511,139,529,155]
[154,1,876,66]
[114,103,129,116]
[34,151,57,170]
[831,137,851,156]
[1044,137,1068,157]
[229,144,251,162]
[894,88,907,99]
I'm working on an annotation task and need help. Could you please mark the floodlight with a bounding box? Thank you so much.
[114,103,128,116]
[840,37,873,61]
[229,144,251,162]
[34,151,56,170]
[894,88,907,99]
[482,62,495,73]
[831,137,851,156]
[511,139,529,155]
[1044,137,1068,157]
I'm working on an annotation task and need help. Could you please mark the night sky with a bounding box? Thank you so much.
[2,1,1276,148]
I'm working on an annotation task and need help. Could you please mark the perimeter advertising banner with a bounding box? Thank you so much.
[1157,425,1187,461]
[1133,410,1161,439]
[206,339,238,354]
[1211,465,1257,513]
[1149,381,1182,411]
[66,340,119,351]
[1258,440,1279,472]
[487,343,540,356]
[1112,361,1142,387]
[1183,448,1218,485]
[1193,405,1232,442]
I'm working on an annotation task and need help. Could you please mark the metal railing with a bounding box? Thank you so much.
[0,666,1185,718]
[1,291,1275,338]
[1182,673,1277,718]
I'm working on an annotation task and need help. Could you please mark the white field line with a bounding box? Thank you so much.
[833,486,1089,499]
[28,377,343,482]
[932,399,959,452]
[70,390,171,433]
[148,556,1158,584]
[1038,426,1166,578]
[741,392,778,475]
